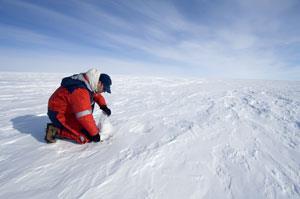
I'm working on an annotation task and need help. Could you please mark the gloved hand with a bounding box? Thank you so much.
[91,134,100,142]
[100,105,111,116]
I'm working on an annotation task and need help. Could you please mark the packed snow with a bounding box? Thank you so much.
[0,72,299,199]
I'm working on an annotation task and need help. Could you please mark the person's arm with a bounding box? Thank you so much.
[70,88,99,137]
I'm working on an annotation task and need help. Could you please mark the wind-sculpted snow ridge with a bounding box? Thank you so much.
[0,72,299,199]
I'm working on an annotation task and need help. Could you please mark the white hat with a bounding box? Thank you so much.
[85,68,101,92]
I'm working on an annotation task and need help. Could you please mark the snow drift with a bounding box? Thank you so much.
[0,72,299,199]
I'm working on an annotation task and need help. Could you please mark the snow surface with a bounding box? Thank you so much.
[0,72,300,199]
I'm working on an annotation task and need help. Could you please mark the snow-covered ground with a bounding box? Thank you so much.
[0,72,299,199]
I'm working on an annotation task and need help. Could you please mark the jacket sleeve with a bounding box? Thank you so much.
[69,88,99,136]
[93,93,107,106]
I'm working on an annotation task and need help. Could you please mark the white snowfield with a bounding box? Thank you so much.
[0,72,299,199]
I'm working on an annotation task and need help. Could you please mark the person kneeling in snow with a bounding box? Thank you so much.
[45,68,112,144]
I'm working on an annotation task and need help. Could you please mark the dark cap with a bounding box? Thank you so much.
[99,73,112,93]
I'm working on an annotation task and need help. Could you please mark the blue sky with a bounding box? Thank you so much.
[0,0,300,80]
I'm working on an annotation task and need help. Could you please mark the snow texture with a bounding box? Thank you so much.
[0,72,299,199]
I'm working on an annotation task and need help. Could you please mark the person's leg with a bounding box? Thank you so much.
[47,110,89,144]
[59,128,88,144]
[47,109,62,124]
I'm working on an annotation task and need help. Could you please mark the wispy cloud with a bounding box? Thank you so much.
[0,0,299,80]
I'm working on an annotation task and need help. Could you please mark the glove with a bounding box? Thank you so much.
[91,134,100,142]
[100,105,111,116]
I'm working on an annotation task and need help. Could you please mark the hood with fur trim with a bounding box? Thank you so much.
[85,68,101,92]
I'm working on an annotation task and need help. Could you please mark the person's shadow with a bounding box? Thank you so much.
[11,114,50,143]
